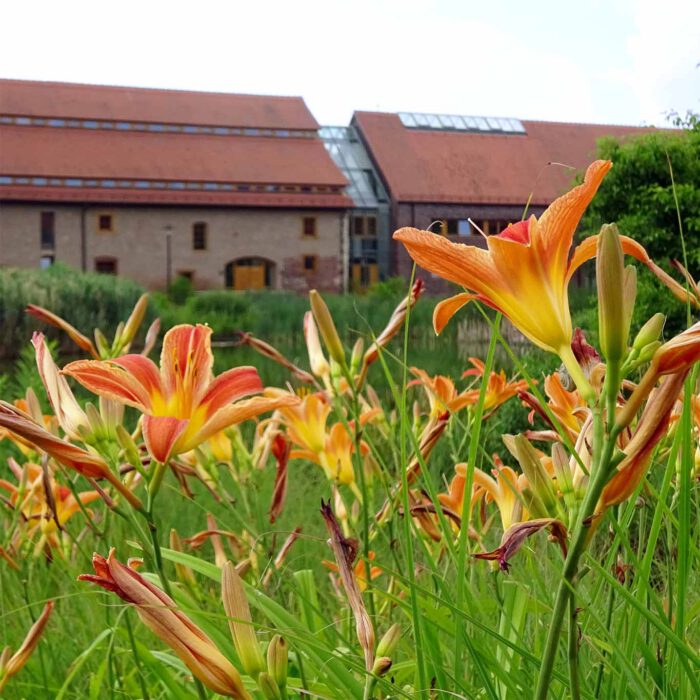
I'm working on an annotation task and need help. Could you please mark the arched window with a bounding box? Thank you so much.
[192,222,207,250]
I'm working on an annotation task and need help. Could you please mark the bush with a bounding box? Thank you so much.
[0,264,153,360]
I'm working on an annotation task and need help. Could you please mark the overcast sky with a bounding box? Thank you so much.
[2,0,698,127]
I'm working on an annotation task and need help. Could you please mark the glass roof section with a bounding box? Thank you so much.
[398,112,526,134]
[319,126,387,208]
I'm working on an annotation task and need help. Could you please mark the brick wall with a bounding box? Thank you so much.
[0,203,345,291]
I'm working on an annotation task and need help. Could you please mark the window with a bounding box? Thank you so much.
[366,216,377,236]
[303,255,317,272]
[177,270,194,282]
[95,257,117,274]
[193,222,207,250]
[353,217,364,237]
[39,255,54,269]
[302,217,317,238]
[40,211,55,249]
[98,214,113,232]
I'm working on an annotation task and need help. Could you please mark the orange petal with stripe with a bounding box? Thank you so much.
[198,366,262,417]
[185,394,299,453]
[63,360,153,411]
[160,324,213,401]
[433,293,480,335]
[143,415,189,463]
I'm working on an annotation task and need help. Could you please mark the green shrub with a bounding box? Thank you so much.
[0,264,153,359]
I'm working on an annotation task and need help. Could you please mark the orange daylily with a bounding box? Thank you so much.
[471,461,526,532]
[323,550,383,592]
[409,368,474,417]
[394,160,653,359]
[0,461,100,555]
[63,324,296,463]
[462,358,530,413]
[269,389,378,486]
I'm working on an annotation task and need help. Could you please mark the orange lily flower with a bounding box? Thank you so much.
[471,461,525,531]
[462,358,530,413]
[409,367,474,417]
[394,161,652,362]
[80,550,250,698]
[323,550,383,593]
[0,461,100,555]
[269,389,377,486]
[63,324,296,463]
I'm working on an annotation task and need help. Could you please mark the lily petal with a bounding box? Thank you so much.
[198,366,263,417]
[433,293,480,335]
[142,415,189,463]
[160,324,213,404]
[63,360,152,411]
[182,394,300,453]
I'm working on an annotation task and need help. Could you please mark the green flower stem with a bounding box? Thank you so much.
[534,417,620,699]
[567,594,581,700]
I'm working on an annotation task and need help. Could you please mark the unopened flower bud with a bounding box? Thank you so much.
[266,635,288,691]
[375,623,401,658]
[222,561,267,679]
[303,311,330,379]
[637,340,662,363]
[309,290,346,367]
[633,313,665,351]
[116,424,142,471]
[350,338,365,374]
[371,656,393,676]
[596,224,627,363]
[257,671,282,700]
[120,293,149,350]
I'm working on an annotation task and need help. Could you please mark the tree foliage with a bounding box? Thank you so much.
[585,114,699,273]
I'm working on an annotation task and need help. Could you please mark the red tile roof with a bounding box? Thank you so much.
[1,125,347,186]
[0,79,319,130]
[353,111,660,205]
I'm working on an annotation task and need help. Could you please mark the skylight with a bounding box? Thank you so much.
[398,112,526,134]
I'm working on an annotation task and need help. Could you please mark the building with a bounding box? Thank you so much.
[0,79,352,291]
[319,126,391,290]
[1,79,661,294]
[351,110,655,286]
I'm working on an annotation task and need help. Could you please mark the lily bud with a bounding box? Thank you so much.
[120,293,149,351]
[309,290,346,367]
[257,671,282,700]
[350,338,365,375]
[633,313,665,351]
[80,551,250,698]
[303,311,330,379]
[221,560,266,679]
[116,424,143,471]
[266,635,288,691]
[637,340,662,363]
[371,656,393,676]
[375,623,401,658]
[596,224,626,363]
[503,434,559,518]
[0,601,54,693]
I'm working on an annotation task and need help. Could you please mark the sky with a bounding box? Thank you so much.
[1,0,698,127]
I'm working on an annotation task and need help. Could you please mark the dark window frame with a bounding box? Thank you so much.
[193,222,208,250]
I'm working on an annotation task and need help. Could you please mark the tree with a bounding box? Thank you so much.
[583,114,700,330]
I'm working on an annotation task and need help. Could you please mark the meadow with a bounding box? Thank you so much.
[1,166,699,700]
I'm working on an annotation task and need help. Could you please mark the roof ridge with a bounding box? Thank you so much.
[0,77,305,102]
